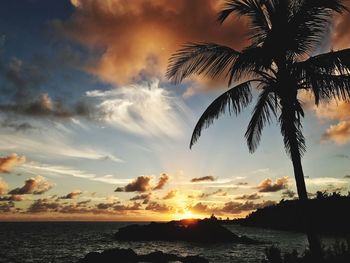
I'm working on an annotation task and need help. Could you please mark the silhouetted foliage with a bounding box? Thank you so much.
[231,193,350,234]
[262,241,350,263]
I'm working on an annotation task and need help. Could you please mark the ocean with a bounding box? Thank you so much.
[0,222,345,263]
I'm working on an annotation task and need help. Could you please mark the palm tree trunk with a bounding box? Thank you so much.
[289,142,323,259]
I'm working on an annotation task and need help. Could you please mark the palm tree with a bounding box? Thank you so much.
[166,0,350,258]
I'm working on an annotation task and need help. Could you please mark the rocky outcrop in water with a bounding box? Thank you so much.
[78,248,209,263]
[114,218,259,243]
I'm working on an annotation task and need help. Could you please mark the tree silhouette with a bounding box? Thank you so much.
[166,0,350,258]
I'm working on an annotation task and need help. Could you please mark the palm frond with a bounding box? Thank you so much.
[190,81,253,148]
[227,46,273,86]
[294,49,350,103]
[295,48,350,75]
[217,0,270,45]
[245,86,277,153]
[303,74,350,104]
[166,43,240,84]
[286,0,346,57]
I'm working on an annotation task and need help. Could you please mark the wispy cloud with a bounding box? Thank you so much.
[19,162,130,185]
[86,80,190,138]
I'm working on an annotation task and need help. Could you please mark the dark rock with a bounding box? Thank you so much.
[115,218,259,244]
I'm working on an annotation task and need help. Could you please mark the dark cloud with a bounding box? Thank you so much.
[256,177,288,193]
[0,121,37,132]
[197,189,226,199]
[0,153,25,173]
[9,176,54,195]
[27,198,60,213]
[130,193,152,204]
[59,190,82,199]
[153,173,169,190]
[145,202,172,213]
[344,175,350,179]
[116,174,170,192]
[234,193,261,200]
[281,189,296,199]
[162,190,177,200]
[115,176,152,192]
[0,201,15,212]
[0,195,23,202]
[190,176,215,183]
[237,182,248,186]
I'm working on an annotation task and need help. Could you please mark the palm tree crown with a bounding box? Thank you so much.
[167,0,350,158]
[166,0,350,257]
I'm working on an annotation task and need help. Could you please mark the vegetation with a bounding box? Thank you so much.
[232,192,350,234]
[262,241,350,263]
[166,0,350,258]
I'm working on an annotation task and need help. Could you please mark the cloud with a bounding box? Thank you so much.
[8,176,54,195]
[190,176,215,183]
[130,193,152,204]
[115,176,152,192]
[0,177,8,194]
[188,200,276,215]
[145,201,173,213]
[59,190,82,199]
[0,153,25,173]
[281,189,297,199]
[53,0,247,86]
[162,190,177,200]
[332,1,350,49]
[322,120,350,144]
[86,80,189,138]
[0,195,24,201]
[234,193,261,200]
[116,174,170,192]
[299,88,350,145]
[195,189,226,199]
[0,202,15,213]
[153,173,169,190]
[256,177,289,193]
[344,175,350,179]
[27,198,60,213]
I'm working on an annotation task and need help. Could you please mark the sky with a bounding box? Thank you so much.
[0,0,349,221]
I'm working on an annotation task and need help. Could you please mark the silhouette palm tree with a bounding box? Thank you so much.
[166,0,350,258]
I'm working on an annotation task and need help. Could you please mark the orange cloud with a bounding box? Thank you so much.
[256,177,289,193]
[53,0,247,86]
[9,176,54,195]
[322,120,350,144]
[332,1,350,49]
[0,153,25,173]
[153,173,169,190]
[162,190,177,200]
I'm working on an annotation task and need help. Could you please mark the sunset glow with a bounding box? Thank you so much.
[0,0,349,223]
